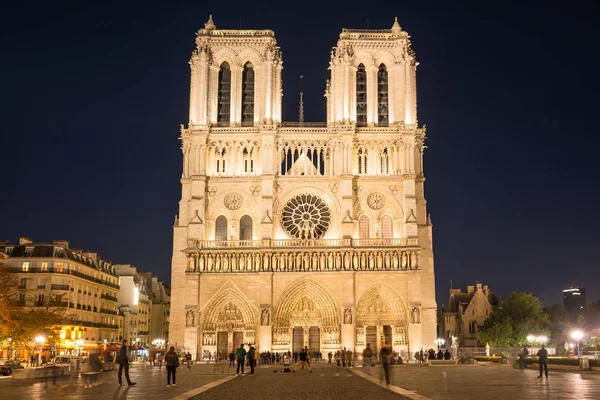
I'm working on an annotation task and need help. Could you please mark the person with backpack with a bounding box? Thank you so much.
[228,350,235,368]
[165,346,179,387]
[380,345,392,386]
[247,345,256,375]
[235,344,247,376]
[363,343,374,373]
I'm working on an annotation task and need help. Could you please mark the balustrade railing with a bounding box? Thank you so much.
[188,237,418,249]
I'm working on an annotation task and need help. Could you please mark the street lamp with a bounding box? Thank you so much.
[435,338,445,350]
[34,335,46,367]
[572,330,584,357]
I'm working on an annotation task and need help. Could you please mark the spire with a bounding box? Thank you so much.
[391,16,402,33]
[298,75,305,126]
[205,14,216,30]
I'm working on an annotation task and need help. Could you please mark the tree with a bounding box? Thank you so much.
[0,260,22,339]
[477,292,550,346]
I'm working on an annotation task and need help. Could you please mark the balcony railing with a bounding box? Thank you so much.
[37,285,46,289]
[101,294,118,302]
[51,284,70,291]
[5,267,119,290]
[187,237,418,249]
[100,308,117,315]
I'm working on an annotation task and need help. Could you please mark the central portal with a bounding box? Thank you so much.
[217,332,228,357]
[292,327,304,352]
[308,327,320,356]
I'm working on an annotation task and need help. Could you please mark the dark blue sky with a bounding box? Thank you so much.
[1,1,598,308]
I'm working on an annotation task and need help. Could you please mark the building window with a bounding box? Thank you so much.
[469,321,477,334]
[25,247,33,257]
[356,64,367,127]
[41,262,48,271]
[56,263,64,273]
[377,64,389,126]
[22,262,29,272]
[19,278,27,289]
[380,148,389,174]
[19,294,26,304]
[216,148,226,174]
[217,62,231,125]
[358,147,368,175]
[241,62,254,126]
[381,215,393,239]
[359,215,370,239]
[37,294,45,305]
[239,215,253,241]
[215,215,228,241]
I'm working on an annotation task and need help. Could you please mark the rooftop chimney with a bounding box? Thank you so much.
[19,237,33,245]
[53,240,69,248]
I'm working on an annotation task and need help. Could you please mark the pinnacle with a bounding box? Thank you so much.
[205,14,216,30]
[392,16,402,33]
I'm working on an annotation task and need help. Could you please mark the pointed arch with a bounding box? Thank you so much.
[217,62,231,125]
[355,282,408,327]
[378,64,389,126]
[215,215,228,241]
[356,64,367,127]
[273,277,340,328]
[239,215,253,240]
[359,215,370,239]
[241,61,255,126]
[201,287,257,332]
[381,215,393,238]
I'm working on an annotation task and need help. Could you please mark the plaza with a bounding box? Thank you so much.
[1,362,599,399]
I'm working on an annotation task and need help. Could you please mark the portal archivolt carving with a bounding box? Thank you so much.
[355,282,408,327]
[201,288,256,332]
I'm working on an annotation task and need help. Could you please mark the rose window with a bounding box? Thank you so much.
[224,193,243,210]
[367,192,385,210]
[282,194,331,239]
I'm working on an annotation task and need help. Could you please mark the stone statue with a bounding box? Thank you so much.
[485,342,490,356]
[411,307,420,324]
[261,309,271,326]
[344,308,353,324]
[186,310,195,327]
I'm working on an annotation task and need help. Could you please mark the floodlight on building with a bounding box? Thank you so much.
[133,287,139,305]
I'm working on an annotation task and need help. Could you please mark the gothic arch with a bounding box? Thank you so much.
[352,50,376,68]
[207,189,261,222]
[373,52,396,69]
[201,287,257,332]
[212,48,237,68]
[272,277,340,328]
[355,282,408,327]
[238,48,264,68]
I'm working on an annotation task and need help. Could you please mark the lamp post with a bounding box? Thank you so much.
[34,335,46,367]
[572,331,584,357]
[435,338,445,350]
[7,338,12,360]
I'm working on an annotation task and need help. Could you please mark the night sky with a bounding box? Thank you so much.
[2,2,598,308]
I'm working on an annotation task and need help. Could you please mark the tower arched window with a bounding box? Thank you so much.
[378,64,389,126]
[215,215,228,241]
[239,215,253,241]
[241,62,255,126]
[217,62,231,125]
[381,215,393,239]
[356,64,367,127]
[359,215,370,239]
[358,147,368,175]
[216,148,226,174]
[380,147,389,174]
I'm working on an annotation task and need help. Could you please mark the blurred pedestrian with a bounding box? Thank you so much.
[116,340,136,387]
[165,346,179,387]
[363,343,373,373]
[380,345,391,386]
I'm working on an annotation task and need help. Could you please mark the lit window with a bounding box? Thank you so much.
[56,263,64,273]
[133,287,139,305]
[22,262,29,272]
[41,262,48,271]
[381,215,393,239]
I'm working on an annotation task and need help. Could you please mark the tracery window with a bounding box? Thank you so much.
[217,62,231,125]
[241,62,254,126]
[381,215,393,239]
[215,215,228,241]
[378,64,389,126]
[380,148,389,174]
[282,194,331,239]
[356,64,367,127]
[239,215,253,241]
[358,147,368,175]
[216,148,226,174]
[359,215,370,239]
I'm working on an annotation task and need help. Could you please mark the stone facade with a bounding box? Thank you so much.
[441,283,499,347]
[170,16,436,360]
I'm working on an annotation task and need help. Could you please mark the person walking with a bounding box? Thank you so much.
[165,346,179,387]
[228,351,235,368]
[116,339,136,387]
[235,344,247,376]
[328,351,333,364]
[346,348,353,368]
[537,344,549,378]
[380,345,391,386]
[335,350,341,367]
[247,345,256,375]
[363,343,374,373]
[185,352,192,369]
[292,348,312,373]
[341,347,347,367]
[419,349,424,364]
[157,352,164,369]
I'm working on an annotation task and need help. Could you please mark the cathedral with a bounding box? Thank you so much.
[170,15,436,360]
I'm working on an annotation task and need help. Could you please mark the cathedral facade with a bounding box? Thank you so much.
[170,15,436,360]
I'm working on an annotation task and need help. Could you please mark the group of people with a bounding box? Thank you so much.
[414,348,452,363]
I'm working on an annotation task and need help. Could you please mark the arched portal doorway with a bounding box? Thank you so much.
[271,277,340,355]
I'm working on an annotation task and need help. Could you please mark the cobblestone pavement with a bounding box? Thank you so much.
[0,362,231,400]
[193,362,406,400]
[362,364,600,400]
